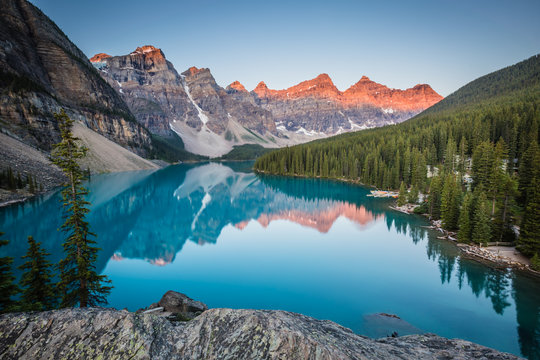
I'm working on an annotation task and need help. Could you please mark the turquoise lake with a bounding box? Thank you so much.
[1,162,539,359]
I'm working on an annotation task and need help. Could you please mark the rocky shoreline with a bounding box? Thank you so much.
[390,203,540,276]
[0,291,522,360]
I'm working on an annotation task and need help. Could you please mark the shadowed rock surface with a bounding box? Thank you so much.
[0,307,521,359]
[0,0,153,156]
[136,290,208,321]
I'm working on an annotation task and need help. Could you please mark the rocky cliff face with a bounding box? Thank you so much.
[0,0,153,156]
[90,46,201,137]
[91,50,280,157]
[252,74,443,134]
[90,44,442,156]
[0,306,520,359]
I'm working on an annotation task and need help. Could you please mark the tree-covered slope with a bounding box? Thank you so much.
[255,54,540,182]
[423,54,540,114]
[255,54,540,263]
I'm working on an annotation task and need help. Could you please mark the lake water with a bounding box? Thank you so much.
[1,162,539,359]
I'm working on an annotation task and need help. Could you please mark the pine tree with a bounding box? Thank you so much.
[517,141,539,205]
[28,174,35,194]
[428,176,443,220]
[7,167,15,190]
[531,253,540,272]
[457,192,473,243]
[16,172,23,189]
[397,181,407,206]
[18,236,58,311]
[441,174,461,230]
[51,110,112,308]
[443,137,457,174]
[472,191,491,246]
[0,232,19,313]
[518,177,540,258]
[492,174,518,242]
[408,184,419,204]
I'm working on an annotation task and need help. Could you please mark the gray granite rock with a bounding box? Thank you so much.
[0,307,521,360]
[158,290,208,315]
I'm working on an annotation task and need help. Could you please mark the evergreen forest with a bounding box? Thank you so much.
[255,54,540,267]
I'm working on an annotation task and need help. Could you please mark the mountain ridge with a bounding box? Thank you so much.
[89,45,442,156]
[251,73,442,112]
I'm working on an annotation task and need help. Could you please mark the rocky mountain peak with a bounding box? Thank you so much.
[411,83,438,94]
[255,81,268,90]
[131,45,161,55]
[255,74,341,101]
[125,45,167,66]
[314,73,333,83]
[253,81,272,98]
[341,76,443,111]
[287,73,340,98]
[227,80,248,93]
[183,66,210,77]
[89,53,111,63]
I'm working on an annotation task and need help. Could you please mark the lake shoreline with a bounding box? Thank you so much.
[257,168,540,276]
[390,203,540,277]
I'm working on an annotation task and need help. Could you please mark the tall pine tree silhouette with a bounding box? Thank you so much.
[51,110,111,307]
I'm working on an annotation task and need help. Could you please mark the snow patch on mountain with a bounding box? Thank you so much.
[181,78,209,125]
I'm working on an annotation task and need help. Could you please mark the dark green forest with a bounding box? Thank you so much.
[255,54,540,267]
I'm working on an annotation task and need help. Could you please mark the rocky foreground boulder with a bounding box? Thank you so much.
[0,307,520,359]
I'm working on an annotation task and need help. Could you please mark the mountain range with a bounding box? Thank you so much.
[0,0,442,191]
[90,45,442,156]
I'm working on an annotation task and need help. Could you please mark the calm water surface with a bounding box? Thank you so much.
[1,162,539,359]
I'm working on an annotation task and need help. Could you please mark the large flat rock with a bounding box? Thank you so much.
[0,307,521,359]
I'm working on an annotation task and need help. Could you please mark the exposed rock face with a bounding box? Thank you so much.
[90,45,201,136]
[0,307,520,360]
[342,76,442,111]
[224,80,277,135]
[89,44,442,156]
[252,74,443,134]
[91,49,280,157]
[180,66,229,134]
[0,0,153,156]
[89,53,111,62]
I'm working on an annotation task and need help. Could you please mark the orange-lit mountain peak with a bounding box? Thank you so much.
[132,45,161,54]
[285,73,340,99]
[183,66,210,77]
[342,76,443,110]
[127,45,167,65]
[253,81,275,98]
[254,74,341,100]
[89,53,111,63]
[227,80,248,93]
[254,81,268,90]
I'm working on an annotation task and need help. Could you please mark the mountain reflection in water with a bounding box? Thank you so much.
[0,162,539,359]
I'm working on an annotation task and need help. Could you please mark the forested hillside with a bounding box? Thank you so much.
[255,54,540,266]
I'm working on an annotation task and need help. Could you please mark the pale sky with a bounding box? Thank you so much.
[31,0,540,96]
